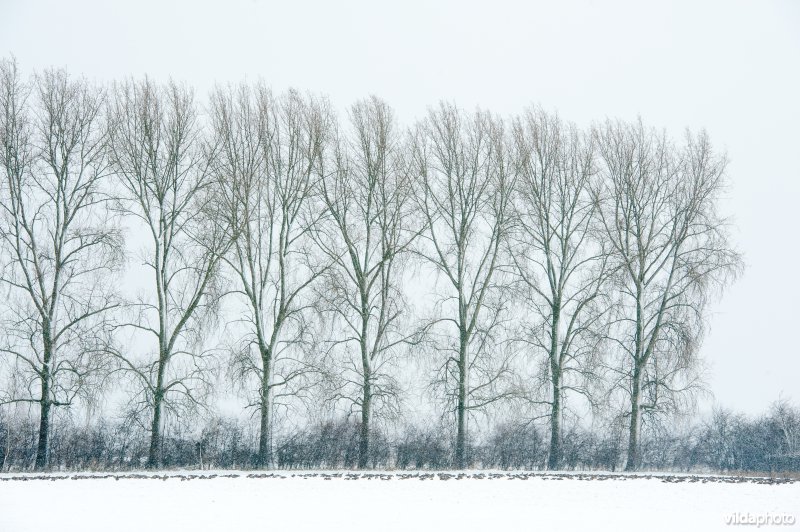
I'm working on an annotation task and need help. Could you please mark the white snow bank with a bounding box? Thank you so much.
[0,471,796,531]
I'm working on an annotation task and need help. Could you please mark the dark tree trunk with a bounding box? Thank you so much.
[547,309,561,470]
[148,351,167,469]
[34,393,51,470]
[357,295,372,470]
[34,335,53,471]
[148,392,163,469]
[625,364,642,471]
[358,376,371,469]
[257,352,272,468]
[548,371,561,470]
[455,330,468,469]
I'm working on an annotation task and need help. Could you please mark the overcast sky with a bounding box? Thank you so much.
[1,0,798,415]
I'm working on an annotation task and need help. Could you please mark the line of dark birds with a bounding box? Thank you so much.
[0,472,795,484]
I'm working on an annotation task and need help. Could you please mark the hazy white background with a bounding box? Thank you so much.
[1,0,798,415]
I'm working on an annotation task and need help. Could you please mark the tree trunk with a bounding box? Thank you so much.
[358,376,371,469]
[34,395,51,470]
[257,354,272,469]
[1,426,9,471]
[548,370,561,470]
[625,363,642,471]
[455,332,468,469]
[34,339,53,470]
[358,294,372,470]
[547,309,561,471]
[148,357,166,470]
[148,391,163,469]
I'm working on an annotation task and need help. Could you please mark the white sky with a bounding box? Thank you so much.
[1,0,798,415]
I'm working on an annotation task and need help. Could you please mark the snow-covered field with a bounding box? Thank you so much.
[0,471,797,531]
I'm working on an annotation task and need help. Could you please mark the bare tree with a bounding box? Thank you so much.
[106,79,227,469]
[315,96,418,469]
[209,84,330,468]
[0,59,121,469]
[412,103,517,468]
[594,120,741,471]
[509,107,611,470]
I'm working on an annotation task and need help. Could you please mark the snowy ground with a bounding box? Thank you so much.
[0,471,797,531]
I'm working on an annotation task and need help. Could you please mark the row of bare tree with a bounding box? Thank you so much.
[0,58,741,471]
